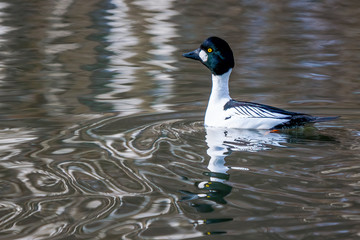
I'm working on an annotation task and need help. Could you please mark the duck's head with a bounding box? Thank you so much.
[183,36,234,76]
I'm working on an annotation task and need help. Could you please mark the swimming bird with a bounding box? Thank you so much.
[183,36,338,129]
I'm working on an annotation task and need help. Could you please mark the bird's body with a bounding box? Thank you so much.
[183,36,338,130]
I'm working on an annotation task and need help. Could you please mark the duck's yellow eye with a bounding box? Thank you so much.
[207,48,213,53]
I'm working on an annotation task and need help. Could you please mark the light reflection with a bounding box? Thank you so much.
[0,128,38,230]
[0,128,37,160]
[0,2,14,83]
[96,0,140,114]
[134,0,178,112]
[41,0,77,116]
[92,0,179,114]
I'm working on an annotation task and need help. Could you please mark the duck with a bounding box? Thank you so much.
[183,36,338,130]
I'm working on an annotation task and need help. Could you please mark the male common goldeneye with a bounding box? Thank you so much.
[183,36,338,129]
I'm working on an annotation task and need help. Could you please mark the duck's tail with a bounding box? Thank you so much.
[311,116,340,123]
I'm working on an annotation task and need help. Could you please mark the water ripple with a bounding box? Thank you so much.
[0,110,358,239]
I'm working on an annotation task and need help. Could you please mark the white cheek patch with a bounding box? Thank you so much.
[199,49,208,62]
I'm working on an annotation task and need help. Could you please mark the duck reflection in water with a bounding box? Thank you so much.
[181,127,288,207]
[181,126,288,230]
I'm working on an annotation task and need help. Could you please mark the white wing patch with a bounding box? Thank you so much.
[226,105,290,119]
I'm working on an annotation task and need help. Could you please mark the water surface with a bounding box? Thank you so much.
[0,0,359,239]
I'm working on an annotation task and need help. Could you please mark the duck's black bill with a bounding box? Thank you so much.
[183,48,201,61]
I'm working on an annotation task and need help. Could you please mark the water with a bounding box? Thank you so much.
[0,0,359,239]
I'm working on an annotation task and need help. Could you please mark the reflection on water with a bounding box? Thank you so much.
[0,0,359,239]
[0,2,13,83]
[0,128,37,160]
[0,110,359,239]
[87,0,179,114]
[186,128,287,203]
[181,127,288,232]
[42,0,80,117]
[97,0,140,113]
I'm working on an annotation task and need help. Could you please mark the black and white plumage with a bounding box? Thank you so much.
[183,36,338,129]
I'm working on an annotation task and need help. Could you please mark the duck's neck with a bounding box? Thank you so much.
[209,68,232,102]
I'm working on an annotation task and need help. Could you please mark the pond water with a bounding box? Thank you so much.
[0,0,359,239]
